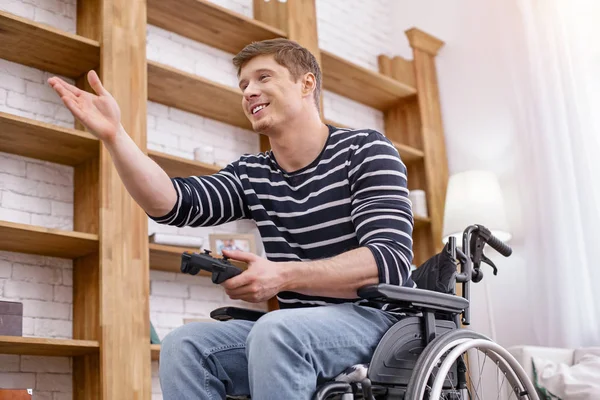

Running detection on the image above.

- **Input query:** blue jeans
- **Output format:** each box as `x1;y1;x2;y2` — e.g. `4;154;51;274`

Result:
158;303;400;399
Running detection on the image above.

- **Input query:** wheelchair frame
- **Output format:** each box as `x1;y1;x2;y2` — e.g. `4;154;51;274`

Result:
209;225;536;400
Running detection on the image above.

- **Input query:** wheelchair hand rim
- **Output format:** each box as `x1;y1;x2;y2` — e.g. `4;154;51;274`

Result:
429;338;539;400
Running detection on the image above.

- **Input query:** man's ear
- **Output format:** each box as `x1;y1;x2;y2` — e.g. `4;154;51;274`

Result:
301;73;317;97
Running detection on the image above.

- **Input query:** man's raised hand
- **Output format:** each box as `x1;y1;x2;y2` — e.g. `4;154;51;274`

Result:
47;70;122;143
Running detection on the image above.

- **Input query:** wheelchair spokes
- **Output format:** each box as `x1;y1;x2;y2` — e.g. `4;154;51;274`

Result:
415;337;538;400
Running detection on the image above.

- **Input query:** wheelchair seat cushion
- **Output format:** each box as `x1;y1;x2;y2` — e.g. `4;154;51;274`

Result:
334;363;369;383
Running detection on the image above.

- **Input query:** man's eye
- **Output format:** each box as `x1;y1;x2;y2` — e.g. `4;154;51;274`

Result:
259;74;269;81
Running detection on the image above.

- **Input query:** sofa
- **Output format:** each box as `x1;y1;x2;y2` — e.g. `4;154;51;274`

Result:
508;345;600;399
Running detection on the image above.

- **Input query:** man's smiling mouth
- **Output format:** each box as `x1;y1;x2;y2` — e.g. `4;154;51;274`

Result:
251;103;270;114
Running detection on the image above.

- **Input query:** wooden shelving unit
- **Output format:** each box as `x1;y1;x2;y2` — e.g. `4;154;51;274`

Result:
148;149;220;178
0;221;98;259
149;243;203;274
391;140;425;163
414;216;431;230
320;50;416;110
147;0;286;54
150;344;161;361
0;10;99;78
0;0;449;398
145;0;415;113
325;119;424;163
148;61;252;130
0;112;98;165
0;336;99;357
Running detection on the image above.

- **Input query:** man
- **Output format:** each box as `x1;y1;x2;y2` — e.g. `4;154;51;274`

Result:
48;38;414;399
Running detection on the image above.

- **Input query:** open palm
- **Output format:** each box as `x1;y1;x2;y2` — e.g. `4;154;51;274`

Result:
48;70;121;142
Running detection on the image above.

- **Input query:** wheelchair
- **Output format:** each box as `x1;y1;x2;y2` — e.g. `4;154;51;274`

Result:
207;224;539;400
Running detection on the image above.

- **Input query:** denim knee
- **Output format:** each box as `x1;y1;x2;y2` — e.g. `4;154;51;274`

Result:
246;309;304;357
160;323;205;366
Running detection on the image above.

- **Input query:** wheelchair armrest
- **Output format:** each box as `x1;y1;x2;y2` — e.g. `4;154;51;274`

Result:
210;306;266;322
357;284;468;314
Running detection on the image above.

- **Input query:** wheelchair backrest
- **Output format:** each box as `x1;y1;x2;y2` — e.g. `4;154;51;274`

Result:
410;243;457;295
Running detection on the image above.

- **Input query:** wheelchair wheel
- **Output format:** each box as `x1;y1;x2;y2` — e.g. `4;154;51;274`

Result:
405;329;539;400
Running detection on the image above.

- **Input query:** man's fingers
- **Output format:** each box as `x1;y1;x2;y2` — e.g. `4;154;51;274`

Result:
225;285;258;301
221;249;257;263
48;77;83;97
87;70;109;96
225;285;253;298
48;80;76;99
63;97;86;124
221;270;253;290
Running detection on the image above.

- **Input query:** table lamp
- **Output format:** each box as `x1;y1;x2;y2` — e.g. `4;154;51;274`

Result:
442;170;512;246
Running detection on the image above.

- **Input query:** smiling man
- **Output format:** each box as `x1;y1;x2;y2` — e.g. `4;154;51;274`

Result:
47;38;414;400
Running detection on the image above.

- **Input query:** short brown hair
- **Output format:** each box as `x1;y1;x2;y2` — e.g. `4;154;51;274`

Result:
233;38;322;108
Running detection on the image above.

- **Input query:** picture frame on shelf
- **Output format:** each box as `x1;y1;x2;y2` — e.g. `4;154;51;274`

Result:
209;233;256;256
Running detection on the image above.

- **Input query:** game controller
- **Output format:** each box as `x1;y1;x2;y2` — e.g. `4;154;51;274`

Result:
180;249;243;284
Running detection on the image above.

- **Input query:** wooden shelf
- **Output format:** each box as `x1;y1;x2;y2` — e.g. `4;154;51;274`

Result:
321;50;416;111
149;242;247;274
0;112;98;166
151;344;160;361
414;216;431;230
150;242;207;274
0;336;99;357
147;0;286;55
148;150;220;178
391;140;424;163
0;11;100;78
0;221;98;259
325;119;423;163
148;61;251;130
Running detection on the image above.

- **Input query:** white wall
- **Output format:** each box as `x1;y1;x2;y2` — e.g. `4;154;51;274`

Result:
391;0;537;349
0;0;398;398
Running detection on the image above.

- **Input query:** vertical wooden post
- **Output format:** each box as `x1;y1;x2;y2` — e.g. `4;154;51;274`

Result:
405;28;448;252
76;0;150;398
253;0;321;311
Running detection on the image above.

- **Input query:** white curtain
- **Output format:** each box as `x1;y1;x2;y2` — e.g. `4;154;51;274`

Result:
505;0;600;348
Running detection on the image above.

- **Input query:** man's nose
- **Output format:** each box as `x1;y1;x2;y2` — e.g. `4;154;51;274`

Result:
243;81;260;101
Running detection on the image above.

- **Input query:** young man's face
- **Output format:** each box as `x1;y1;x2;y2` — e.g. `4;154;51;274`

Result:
238;54;308;133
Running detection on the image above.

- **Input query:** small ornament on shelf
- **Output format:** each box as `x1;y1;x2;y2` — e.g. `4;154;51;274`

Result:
194;145;215;165
409;189;428;218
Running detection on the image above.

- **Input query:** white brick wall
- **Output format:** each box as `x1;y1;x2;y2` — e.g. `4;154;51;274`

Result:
316;0;396;72
0;59;76;129
0;251;73;398
1;0;400;397
0;354;72;399
0;0;77;33
0;2;76;397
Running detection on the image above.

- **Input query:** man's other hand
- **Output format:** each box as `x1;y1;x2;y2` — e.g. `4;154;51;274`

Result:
220;249;287;303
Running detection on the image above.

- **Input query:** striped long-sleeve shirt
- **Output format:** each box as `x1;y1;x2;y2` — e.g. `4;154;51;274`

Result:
150;124;415;309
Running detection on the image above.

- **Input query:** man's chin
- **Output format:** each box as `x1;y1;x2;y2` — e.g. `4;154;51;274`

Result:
252;117;273;134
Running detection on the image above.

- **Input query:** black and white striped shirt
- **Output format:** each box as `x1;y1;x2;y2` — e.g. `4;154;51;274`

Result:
150;125;415;309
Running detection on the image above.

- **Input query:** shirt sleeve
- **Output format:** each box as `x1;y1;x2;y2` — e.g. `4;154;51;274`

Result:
348;130;414;286
148;161;250;228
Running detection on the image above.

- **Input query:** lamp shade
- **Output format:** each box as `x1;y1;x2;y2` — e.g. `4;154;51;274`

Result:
442;170;511;245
